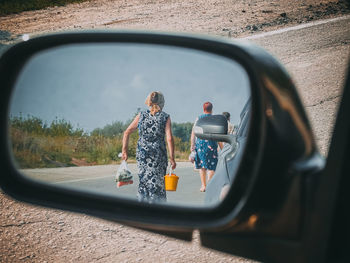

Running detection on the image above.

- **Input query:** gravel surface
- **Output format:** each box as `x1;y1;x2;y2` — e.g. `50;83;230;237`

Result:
247;15;350;155
0;0;349;42
1;1;350;262
1;192;253;263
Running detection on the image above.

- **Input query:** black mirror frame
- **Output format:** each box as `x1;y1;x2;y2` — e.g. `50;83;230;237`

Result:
0;31;322;244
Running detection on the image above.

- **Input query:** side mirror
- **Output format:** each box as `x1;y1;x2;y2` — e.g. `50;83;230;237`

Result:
194;114;229;141
0;31;330;263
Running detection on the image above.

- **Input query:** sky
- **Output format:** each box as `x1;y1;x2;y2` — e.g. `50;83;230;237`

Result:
9;43;250;132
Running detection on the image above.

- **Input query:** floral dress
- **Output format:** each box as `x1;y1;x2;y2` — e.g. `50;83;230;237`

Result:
136;110;169;203
194;114;218;171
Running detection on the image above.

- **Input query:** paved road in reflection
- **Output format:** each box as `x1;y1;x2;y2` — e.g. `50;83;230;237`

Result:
23;162;208;207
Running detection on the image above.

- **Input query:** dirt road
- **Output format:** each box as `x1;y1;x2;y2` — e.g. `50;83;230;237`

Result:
0;0;349;42
1;1;350;262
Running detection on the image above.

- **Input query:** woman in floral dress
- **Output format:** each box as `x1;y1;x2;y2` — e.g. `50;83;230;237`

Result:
122;91;176;203
190;102;218;192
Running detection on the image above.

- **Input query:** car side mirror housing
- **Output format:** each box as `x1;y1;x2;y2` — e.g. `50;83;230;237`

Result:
194;114;229;141
0;30;333;263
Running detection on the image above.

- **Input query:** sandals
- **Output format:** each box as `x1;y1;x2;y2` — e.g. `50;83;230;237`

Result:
200;186;206;192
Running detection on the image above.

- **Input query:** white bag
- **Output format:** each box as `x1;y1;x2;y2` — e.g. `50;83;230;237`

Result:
188;150;196;163
115;160;133;187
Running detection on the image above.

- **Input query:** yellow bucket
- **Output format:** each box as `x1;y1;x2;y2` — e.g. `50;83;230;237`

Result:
164;173;179;191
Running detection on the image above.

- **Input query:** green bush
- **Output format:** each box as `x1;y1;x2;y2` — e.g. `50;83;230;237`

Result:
172;122;193;142
9;115;191;168
10;115;47;135
91;121;126;138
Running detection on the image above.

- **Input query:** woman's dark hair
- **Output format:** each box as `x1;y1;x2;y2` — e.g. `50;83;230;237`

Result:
203;102;213;112
222;112;230;121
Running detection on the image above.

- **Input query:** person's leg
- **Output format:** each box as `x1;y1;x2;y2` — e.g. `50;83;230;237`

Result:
207;169;215;181
199;168;207;192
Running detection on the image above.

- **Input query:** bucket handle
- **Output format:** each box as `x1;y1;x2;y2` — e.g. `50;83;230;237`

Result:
168;163;174;176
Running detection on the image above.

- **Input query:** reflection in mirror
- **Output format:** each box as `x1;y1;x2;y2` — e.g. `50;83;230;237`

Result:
8;43;251;208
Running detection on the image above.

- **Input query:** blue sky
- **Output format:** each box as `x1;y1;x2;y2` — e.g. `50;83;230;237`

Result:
10;43;250;132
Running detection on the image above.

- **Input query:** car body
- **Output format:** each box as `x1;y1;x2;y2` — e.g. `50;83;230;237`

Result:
205;98;251;205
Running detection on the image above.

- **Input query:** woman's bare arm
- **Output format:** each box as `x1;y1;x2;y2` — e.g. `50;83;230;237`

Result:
165;117;176;170
122;114;140;161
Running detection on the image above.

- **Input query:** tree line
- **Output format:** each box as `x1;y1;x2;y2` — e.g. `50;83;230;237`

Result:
91;119;193;143
9;114;193;168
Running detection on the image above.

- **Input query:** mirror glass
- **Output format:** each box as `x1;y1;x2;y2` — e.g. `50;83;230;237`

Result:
8;42;251;208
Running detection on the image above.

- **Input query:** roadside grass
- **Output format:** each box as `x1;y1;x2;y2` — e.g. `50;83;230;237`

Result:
0;0;88;16
11;128;190;168
10;127;137;168
9;115;191;168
